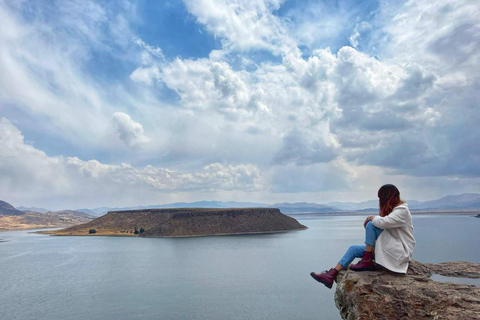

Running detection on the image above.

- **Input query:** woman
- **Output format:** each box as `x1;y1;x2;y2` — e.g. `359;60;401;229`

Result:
310;184;416;289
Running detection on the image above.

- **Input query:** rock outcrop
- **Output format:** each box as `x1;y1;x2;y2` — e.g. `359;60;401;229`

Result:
334;260;480;320
43;208;307;237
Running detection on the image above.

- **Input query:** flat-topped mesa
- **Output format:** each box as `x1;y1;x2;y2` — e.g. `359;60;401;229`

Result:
44;208;307;237
334;260;480;320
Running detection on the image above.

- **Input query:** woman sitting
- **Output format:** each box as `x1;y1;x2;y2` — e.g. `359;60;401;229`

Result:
310;184;416;289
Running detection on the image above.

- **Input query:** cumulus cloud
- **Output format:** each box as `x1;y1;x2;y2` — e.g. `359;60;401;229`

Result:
159;58;269;119
112;112;150;147
155;43;442;171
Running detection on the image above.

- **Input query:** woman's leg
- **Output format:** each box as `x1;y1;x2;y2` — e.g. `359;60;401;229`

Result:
337;244;367;270
365;221;383;251
311;244;365;288
311;222;385;285
350;221;384;271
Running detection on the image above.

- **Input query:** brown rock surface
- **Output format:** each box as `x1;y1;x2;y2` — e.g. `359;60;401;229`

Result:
335;260;480;320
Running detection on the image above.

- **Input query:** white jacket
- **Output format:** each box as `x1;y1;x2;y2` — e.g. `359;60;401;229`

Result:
372;204;416;274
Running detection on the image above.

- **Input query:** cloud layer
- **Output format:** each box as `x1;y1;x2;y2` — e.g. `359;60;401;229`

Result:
0;118;263;207
0;0;479;208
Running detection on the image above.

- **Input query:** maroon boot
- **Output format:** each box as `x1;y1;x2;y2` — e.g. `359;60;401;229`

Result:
349;251;376;271
310;268;339;289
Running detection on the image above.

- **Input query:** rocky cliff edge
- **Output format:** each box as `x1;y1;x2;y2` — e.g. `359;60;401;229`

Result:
335;260;480;320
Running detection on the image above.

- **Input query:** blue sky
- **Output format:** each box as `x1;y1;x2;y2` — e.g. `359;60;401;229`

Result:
0;0;479;209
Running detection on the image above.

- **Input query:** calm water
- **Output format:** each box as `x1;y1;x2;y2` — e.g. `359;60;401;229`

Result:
1;215;479;320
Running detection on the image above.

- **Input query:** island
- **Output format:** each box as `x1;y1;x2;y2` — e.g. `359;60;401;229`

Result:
41;208;307;237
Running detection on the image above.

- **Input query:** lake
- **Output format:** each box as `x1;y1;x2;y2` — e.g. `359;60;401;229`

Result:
1;214;479;320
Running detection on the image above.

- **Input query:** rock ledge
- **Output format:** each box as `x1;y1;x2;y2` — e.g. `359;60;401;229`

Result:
335;260;480;320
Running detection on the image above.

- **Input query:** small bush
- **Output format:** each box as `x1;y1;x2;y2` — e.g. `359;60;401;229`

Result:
89;229;96;234
140;227;145;234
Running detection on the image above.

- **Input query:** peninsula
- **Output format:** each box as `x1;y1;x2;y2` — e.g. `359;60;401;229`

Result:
42;208;307;237
0;200;95;231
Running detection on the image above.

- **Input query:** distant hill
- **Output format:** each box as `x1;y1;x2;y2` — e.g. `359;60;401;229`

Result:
327;193;480;211
75;207;115;216
408;193;480;210
0;205;96;231
76;201;341;216
327;200;379;211
17;206;50;213
270;202;339;214
75;201;270;216
42;210;96;221
20;192;480;220
43;208;307;237
0;200;24;216
155;201;269;209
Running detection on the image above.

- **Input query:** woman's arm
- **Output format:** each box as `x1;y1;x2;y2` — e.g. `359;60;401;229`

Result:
371;208;408;229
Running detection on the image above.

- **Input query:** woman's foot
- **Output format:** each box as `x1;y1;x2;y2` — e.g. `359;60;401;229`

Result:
350;251;377;271
310;268;339;289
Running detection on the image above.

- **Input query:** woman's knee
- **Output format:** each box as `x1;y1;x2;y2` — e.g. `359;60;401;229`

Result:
348;244;365;255
365;220;373;229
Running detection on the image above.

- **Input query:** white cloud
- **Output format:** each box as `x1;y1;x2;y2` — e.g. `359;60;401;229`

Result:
155;44;439;169
112;112;150;147
130;66;161;86
183;0;296;54
160;58;267;118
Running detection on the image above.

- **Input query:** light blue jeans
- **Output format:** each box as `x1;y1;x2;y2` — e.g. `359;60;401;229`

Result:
338;221;383;269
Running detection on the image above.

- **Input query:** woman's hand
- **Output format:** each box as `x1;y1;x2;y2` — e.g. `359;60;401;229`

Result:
363;215;374;228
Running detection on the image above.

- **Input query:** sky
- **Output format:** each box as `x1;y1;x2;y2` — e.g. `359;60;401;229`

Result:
1;0;479;210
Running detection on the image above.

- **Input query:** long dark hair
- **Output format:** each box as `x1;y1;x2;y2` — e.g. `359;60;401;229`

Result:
378;184;404;217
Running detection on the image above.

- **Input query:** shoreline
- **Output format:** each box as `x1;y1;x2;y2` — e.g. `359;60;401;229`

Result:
37;226;309;238
0;225;76;233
